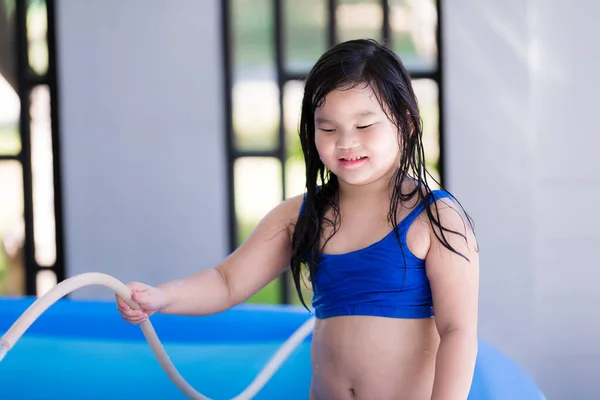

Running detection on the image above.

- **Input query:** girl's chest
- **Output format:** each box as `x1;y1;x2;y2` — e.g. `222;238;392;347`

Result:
319;214;430;259
319;215;392;255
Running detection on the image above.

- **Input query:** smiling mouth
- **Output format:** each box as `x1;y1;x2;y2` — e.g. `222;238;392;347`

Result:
339;155;367;161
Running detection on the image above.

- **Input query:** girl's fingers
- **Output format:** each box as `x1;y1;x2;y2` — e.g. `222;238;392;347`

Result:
118;306;147;319
115;295;133;311
128;315;148;325
115;283;154;326
121;314;147;325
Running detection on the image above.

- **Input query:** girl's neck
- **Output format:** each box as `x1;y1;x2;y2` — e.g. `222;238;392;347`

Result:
336;171;418;205
337;175;394;203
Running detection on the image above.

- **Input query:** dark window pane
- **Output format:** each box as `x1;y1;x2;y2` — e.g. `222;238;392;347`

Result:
413;78;440;184
232;0;279;151
0;0;17;90
232;0;275;71
283;80;305;198
0;76;21;154
27;0;48;76
0;160;25;296
234;157;283;304
30;85;56;267
285;0;327;74
234;157;283;244
0;0;21;155
389;0;438;72
337;0;382;43
233;80;280;151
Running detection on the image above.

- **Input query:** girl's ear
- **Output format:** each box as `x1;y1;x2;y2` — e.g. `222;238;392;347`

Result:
406;110;415;135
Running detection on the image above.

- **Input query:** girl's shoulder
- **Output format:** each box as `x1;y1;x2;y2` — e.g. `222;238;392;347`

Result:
402;185;471;232
283;193;305;217
269;193;305;230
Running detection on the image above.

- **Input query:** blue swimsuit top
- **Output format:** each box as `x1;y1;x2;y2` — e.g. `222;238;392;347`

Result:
300;189;452;320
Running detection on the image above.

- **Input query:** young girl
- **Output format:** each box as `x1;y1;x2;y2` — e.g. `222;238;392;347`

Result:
116;39;479;400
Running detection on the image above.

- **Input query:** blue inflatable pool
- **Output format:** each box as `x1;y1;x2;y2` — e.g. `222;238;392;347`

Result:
0;297;544;399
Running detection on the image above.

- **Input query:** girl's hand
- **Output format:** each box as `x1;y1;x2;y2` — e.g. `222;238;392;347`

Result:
115;282;166;325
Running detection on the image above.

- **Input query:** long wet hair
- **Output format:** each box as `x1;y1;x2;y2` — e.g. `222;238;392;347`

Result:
290;39;475;309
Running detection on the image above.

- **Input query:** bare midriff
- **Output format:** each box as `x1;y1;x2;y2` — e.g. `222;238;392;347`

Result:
309;315;440;400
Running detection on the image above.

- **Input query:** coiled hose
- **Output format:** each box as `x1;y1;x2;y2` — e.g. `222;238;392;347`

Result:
0;272;315;400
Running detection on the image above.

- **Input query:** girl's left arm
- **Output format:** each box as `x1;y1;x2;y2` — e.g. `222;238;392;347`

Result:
425;199;480;400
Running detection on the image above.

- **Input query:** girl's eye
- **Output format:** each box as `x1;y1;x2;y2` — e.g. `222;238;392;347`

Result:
357;124;374;130
319;128;335;132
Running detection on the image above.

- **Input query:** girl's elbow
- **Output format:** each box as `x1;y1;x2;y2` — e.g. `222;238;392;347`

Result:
439;323;478;342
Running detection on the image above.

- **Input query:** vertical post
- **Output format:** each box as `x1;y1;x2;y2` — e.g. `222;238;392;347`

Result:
274;0;290;304
45;0;66;284
14;0;36;296
381;0;390;45
436;0;446;185
327;0;337;46
221;0;237;254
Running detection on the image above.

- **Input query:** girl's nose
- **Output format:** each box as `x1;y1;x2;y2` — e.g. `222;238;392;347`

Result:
336;131;359;150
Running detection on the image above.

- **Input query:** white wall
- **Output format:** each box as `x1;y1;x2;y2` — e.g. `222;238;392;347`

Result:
55;0;227;298
443;1;600;398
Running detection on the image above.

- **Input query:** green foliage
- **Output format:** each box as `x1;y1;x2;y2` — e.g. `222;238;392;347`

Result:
3;0;15;16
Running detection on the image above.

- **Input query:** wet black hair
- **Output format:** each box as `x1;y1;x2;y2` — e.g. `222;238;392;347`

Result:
290;39;475;310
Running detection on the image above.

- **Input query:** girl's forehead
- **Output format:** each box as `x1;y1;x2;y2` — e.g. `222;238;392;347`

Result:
315;87;383;117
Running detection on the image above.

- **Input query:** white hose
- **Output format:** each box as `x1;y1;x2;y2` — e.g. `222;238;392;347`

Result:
0;272;315;400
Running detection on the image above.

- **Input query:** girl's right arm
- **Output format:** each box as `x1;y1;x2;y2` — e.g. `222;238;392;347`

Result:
116;194;304;322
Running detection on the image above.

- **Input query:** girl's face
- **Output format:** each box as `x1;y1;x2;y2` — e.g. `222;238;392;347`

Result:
314;85;401;187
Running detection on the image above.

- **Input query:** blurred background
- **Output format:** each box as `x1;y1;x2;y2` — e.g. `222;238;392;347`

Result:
0;0;598;398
